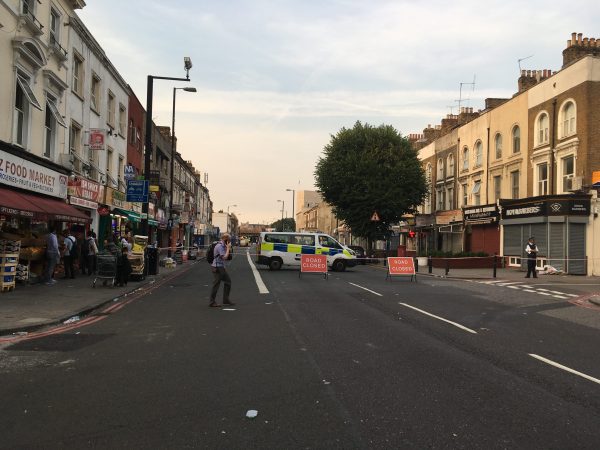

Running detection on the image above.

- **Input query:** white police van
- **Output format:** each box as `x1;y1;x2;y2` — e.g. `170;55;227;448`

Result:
257;231;356;271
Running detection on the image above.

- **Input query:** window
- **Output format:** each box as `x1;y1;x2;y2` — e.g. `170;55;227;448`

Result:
536;112;549;146
493;175;501;201
69;121;82;172
436;188;444;211
510;171;520;199
461;183;468;207
107;91;115;127
474;141;483;167
129;119;136;144
472;181;481;206
561;101;576;137
44;95;66;159
495;133;502;159
437;158;444;179
537;163;548;195
118;156;124;188
50;8;60;47
447;154;454;177
72;53;84;96
90;74;100;111
22;0;34;14
446;187;454;210
106;148;113;173
512;126;520;154
562;155;574;192
14;72;42;147
119;104;126;136
462;147;469;171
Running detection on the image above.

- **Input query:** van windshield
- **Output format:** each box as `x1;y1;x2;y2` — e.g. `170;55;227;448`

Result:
318;235;342;249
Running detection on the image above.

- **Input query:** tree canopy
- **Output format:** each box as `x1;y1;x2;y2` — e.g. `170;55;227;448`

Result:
314;121;427;243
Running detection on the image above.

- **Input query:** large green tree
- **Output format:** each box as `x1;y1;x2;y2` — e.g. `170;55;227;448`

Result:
315;121;427;246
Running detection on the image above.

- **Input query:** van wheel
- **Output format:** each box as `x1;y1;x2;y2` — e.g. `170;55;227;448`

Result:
269;258;283;271
332;259;345;272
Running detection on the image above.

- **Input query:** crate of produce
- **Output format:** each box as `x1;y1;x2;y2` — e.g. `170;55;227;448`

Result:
1;265;17;274
0;255;19;264
3;274;16;283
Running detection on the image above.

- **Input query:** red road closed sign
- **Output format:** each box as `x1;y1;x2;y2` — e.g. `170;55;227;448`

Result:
387;257;415;276
301;254;328;273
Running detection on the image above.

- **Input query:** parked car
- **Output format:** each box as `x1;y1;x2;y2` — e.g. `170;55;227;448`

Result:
348;245;367;265
188;245;199;260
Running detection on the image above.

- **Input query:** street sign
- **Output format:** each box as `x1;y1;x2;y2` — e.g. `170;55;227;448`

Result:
126;180;149;203
387;257;416;282
371;211;380;221
300;254;328;279
124;164;135;180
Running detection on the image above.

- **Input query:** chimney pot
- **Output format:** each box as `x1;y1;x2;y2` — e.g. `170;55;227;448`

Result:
571;32;577;45
567;40;572;48
583;37;589;46
577;33;583;45
521;69;526;76
590;38;596;46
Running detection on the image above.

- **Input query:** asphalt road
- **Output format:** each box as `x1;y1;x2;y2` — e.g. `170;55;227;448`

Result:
1;249;600;449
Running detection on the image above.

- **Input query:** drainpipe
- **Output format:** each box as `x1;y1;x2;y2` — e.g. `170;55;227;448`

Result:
550;98;557;195
485;127;490;204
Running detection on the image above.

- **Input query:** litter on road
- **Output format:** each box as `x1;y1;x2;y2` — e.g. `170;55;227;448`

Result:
246;410;258;419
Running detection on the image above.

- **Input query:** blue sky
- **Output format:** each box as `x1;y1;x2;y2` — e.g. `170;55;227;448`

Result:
79;1;599;223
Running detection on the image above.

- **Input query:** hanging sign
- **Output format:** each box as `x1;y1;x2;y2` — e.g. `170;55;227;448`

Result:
89;129;105;151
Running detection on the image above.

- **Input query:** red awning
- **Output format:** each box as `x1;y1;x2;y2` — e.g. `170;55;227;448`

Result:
0;187;91;223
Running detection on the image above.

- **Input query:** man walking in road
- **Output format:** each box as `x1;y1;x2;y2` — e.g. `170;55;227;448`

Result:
525;236;538;278
209;233;235;307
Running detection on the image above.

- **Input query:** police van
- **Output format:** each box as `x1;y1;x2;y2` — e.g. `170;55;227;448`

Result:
257;231;357;271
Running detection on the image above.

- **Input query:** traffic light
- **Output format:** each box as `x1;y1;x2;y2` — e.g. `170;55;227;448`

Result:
408;230;416;238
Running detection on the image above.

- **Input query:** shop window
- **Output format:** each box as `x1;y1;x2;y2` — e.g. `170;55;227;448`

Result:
512;126;520;154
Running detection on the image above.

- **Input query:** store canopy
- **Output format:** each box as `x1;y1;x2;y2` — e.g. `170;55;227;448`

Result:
114;208;141;223
0;186;91;223
148;218;158;226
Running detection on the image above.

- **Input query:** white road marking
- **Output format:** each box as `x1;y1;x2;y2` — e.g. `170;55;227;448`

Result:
549;290;567;295
529;354;600;385
349;282;383;297
398;303;478;334
497;282;522;286
537;292;552;296
565;293;579;298
508;286;521;289
246;253;269;294
552;295;569;299
523;289;537;293
537;288;550;291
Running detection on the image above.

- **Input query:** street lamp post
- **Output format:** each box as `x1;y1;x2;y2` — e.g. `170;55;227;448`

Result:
286;188;295;231
277;199;285;231
142;57;193;238
168;86;197;257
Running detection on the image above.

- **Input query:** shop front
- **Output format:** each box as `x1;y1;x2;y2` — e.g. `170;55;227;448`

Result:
434;210;463;253
67;177;104;238
0;147;91;286
415;214;434;255
463;204;501;255
501;195;591;274
103;187;141;246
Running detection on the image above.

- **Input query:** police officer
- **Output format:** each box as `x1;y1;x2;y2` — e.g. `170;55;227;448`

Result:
525;237;538;278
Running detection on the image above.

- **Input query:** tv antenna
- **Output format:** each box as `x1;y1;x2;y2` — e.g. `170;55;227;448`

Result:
456;75;476;111
518;55;534;73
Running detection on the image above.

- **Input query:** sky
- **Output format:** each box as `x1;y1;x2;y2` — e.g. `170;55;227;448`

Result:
78;1;599;224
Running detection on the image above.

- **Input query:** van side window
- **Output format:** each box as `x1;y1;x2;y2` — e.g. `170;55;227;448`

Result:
293;235;314;246
318;235;342;249
265;234;289;244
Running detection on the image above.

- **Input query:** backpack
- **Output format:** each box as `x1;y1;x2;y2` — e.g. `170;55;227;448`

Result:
206;242;218;264
68;236;79;258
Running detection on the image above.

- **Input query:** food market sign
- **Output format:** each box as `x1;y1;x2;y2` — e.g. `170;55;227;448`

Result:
0;149;67;198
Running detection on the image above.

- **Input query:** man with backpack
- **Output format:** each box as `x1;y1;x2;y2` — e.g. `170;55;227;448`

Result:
208;233;234;308
62;229;78;279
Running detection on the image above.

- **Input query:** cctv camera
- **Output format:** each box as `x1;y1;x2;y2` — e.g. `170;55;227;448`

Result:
184;57;192;70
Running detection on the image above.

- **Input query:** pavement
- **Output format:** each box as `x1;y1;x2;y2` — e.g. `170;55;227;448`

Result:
0;259;197;336
1;258;599;337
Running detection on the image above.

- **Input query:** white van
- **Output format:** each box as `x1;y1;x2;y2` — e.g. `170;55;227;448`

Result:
257;231;357;271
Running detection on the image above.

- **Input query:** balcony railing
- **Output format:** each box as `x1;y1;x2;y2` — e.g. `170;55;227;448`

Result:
49;35;68;61
19;5;44;35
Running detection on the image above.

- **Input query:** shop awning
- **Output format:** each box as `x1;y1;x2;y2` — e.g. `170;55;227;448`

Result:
148;218;158;226
0;187;91;223
114;208;141;223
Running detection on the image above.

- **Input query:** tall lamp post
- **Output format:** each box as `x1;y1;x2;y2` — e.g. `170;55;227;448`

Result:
286;188;295;231
168;86;197;257
142;57;192;237
277;199;285;231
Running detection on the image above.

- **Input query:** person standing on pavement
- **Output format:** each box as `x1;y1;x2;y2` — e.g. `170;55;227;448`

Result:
525;236;538;278
86;231;99;275
44;226;60;285
209;233;235;308
62;229;77;279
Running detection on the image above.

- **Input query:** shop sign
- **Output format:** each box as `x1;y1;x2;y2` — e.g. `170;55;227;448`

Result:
124;164;135;180
156;208;167;229
501;197;590;219
0;149;67;198
106;187;127;208
67;178;104;202
547;199;590;216
130;202;143;214
97;206;110;216
148;202;156;219
69;196;98;210
89;129;105;151
435;210;462;225
416;214;434;227
463;204;500;224
593;171;600;186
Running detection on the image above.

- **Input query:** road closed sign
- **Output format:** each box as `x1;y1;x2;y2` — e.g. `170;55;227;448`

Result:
301;254;328;273
387;257;416;276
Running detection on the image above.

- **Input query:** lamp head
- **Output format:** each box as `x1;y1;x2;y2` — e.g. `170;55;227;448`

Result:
183;87;197;92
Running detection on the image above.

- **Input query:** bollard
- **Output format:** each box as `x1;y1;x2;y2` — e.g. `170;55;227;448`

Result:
414;257;418;273
428;255;433;274
493;254;497;278
445;259;450;277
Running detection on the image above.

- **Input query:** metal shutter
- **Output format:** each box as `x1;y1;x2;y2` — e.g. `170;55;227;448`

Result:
530;224;547;256
548;223;565;271
503;225;523;256
567;223;586;275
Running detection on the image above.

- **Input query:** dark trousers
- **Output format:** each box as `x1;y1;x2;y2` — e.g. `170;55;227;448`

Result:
64;255;75;278
210;267;231;303
526;258;537;278
86;255;97;275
